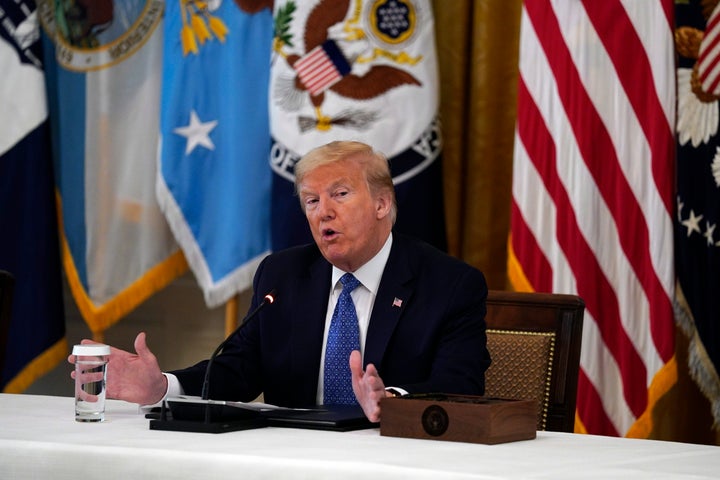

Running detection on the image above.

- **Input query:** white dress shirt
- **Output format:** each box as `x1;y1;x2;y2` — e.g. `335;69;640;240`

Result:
315;233;393;404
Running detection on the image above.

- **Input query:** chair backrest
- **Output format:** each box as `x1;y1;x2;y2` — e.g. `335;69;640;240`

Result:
484;290;584;433
0;270;15;375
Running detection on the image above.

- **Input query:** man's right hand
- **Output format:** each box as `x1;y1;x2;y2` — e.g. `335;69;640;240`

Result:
68;332;167;406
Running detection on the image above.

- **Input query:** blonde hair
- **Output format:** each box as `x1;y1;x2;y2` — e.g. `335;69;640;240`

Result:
295;141;397;223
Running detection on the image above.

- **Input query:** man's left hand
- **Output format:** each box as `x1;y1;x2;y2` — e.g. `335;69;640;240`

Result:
349;350;389;422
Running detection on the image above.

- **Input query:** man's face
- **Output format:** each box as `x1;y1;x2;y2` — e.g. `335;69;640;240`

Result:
299;158;392;272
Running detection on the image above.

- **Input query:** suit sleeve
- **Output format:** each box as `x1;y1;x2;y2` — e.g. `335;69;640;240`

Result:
425;266;490;395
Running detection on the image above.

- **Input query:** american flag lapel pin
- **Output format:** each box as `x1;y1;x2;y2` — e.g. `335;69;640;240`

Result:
392;297;403;308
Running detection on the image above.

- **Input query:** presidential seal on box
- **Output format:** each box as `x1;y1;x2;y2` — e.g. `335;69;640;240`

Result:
380;394;537;445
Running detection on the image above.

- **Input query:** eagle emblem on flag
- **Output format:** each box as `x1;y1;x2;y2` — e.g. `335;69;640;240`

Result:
272;0;425;133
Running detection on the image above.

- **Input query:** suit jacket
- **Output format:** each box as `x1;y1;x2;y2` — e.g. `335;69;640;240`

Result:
172;232;491;407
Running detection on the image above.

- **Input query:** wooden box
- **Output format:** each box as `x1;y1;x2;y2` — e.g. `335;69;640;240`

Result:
380;394;537;445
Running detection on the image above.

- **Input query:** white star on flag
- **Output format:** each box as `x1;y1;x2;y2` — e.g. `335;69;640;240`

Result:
705;222;716;246
682;209;703;237
173;109;218;155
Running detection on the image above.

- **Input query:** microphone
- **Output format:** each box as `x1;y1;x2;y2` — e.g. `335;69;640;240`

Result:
201;289;276;403
149;289;277;432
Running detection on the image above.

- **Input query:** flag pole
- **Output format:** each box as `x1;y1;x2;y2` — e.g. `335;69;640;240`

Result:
224;295;239;337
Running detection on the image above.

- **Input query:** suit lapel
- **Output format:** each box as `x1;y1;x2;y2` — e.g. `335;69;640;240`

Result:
364;235;415;368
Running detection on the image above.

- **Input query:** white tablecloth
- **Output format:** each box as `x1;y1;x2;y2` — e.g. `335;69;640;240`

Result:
0;394;718;479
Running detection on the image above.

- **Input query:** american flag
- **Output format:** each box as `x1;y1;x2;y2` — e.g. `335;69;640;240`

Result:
294;40;351;96
697;5;720;96
509;0;676;436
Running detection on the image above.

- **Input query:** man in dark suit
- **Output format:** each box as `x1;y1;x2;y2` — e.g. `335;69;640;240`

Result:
71;141;490;422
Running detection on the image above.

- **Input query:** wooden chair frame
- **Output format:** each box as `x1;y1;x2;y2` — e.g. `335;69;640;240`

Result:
484;290;584;432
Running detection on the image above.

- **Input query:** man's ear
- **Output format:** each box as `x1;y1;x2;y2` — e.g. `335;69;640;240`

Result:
375;191;392;219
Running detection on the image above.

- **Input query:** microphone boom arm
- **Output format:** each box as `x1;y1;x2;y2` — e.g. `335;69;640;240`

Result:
200;289;276;403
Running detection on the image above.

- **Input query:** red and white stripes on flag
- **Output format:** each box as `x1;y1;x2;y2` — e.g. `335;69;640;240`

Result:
509;0;676;437
294;40;350;96
697;3;720;95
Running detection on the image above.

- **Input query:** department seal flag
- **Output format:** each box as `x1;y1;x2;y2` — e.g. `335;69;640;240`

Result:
156;0;274;308
269;0;446;251
41;0;186;335
0;0;66;392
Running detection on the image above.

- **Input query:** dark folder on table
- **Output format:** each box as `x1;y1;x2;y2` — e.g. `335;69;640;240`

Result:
157;397;377;433
263;405;378;432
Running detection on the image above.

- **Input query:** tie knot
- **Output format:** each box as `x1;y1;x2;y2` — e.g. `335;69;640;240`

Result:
340;273;360;292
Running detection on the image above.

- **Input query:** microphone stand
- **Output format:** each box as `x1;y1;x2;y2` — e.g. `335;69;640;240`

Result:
149;290;276;433
201;290;276;423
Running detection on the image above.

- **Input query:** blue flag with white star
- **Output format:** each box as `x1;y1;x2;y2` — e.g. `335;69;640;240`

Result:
157;1;274;307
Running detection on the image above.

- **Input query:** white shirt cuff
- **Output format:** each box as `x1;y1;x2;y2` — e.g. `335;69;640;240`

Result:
385;386;409;396
140;373;185;411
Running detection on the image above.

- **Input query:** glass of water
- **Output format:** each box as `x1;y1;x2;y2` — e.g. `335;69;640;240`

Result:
73;344;110;422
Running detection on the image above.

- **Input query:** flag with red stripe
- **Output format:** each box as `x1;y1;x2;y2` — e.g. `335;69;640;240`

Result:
697;5;720;96
294;40;351;96
509;0;676;436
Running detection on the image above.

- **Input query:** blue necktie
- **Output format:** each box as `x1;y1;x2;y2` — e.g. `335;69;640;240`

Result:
323;273;361;405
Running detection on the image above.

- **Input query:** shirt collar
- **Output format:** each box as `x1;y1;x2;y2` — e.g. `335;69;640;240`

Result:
331;233;393;295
